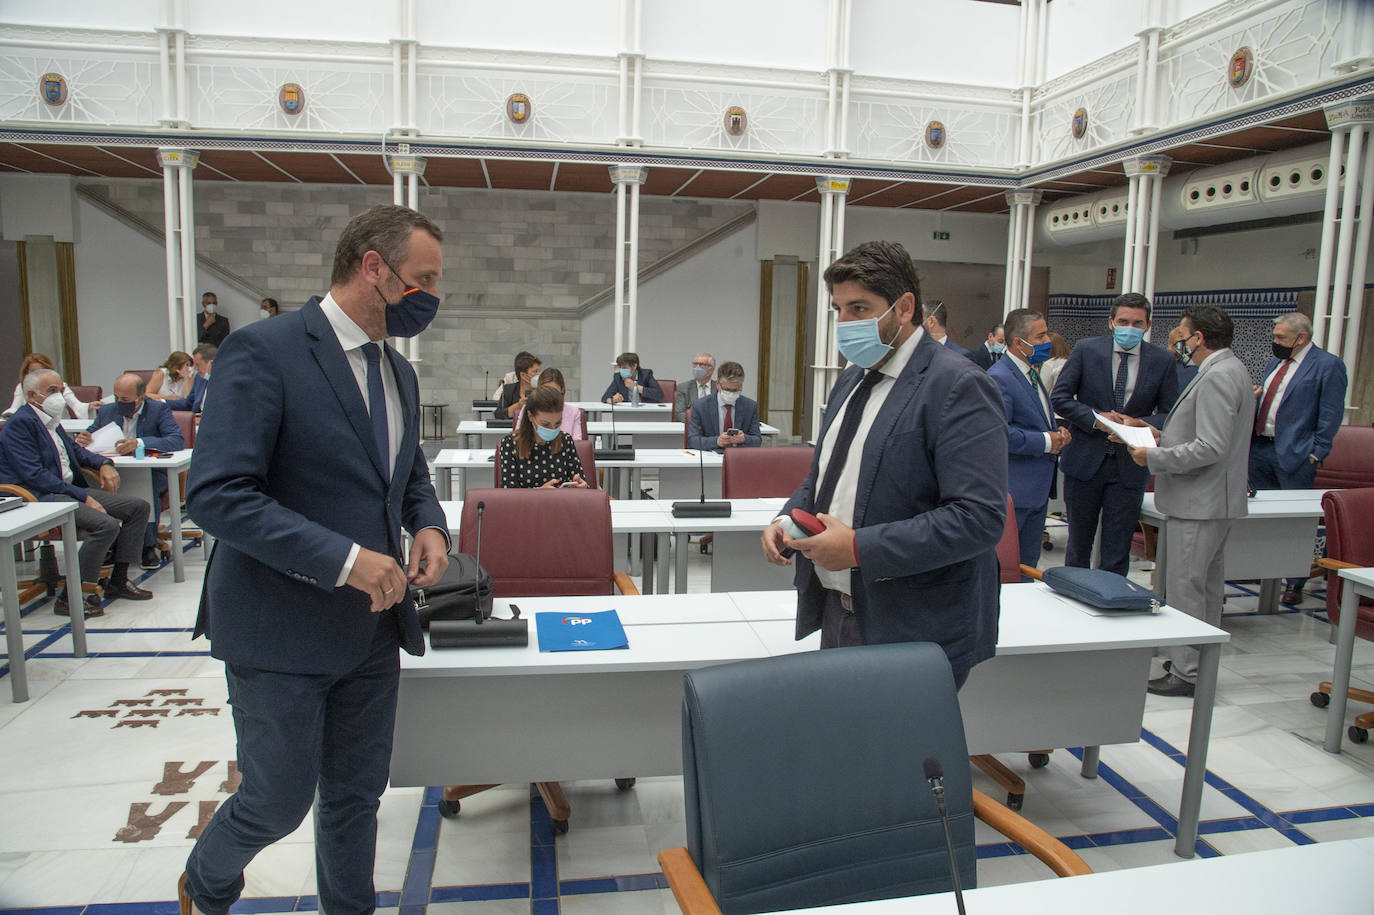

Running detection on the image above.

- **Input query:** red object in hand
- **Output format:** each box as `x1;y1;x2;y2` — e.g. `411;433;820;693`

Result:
790;509;825;536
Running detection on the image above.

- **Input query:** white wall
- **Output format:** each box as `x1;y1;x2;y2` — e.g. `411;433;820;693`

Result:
580;221;760;401
0;0;159;30
0;175;79;243
756;199;1012;265
850;0;1019;86
642;0;828;70
74;197;263;389
1044;0;1145;81
417;0;621;55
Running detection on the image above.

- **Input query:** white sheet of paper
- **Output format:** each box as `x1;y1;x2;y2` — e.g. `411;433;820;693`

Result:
86;422;123;455
1093;412;1158;449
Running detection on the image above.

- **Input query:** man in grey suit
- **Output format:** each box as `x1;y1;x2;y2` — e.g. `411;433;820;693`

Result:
675;352;718;418
1119;306;1252;697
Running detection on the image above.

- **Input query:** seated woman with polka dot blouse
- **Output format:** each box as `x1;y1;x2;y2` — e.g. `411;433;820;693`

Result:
498;385;589;489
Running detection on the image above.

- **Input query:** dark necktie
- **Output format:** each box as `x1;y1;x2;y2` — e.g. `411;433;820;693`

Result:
814;370;884;514
1113;351;1131;411
1254;359;1292;438
362;342;389;474
1028;366;1053;427
724;403;733;436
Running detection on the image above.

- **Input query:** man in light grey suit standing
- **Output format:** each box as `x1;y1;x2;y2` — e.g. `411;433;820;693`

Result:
1118;305;1252;697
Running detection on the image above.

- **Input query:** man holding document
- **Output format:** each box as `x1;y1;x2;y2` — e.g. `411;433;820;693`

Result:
1111;305;1251;697
1050;293;1178;577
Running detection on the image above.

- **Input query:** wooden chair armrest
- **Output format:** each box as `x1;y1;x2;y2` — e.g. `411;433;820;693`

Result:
973;788;1092;877
1318;557;1363;572
1019;564;1044;581
658;847;721;915
613;571;640;595
81;467;102;486
0;483;36;501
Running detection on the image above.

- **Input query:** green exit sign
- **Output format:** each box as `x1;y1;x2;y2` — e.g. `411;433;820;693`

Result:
932;231;951;240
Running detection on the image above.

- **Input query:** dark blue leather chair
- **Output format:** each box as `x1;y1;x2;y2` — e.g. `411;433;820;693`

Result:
659;642;1088;913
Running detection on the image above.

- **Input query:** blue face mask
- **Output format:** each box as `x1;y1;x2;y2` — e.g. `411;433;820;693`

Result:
1019;339;1053;365
990;341;1007;354
116;399;140;418
618;367;633;379
535;423;560;442
380;263;440;338
836;304;898;368
1113;325;1145;350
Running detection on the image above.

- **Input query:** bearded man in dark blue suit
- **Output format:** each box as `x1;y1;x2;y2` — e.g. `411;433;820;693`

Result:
179;205;450;915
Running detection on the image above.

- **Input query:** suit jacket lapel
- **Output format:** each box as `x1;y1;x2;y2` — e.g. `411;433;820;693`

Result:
853;336;935;525
384;342;417;493
303;301;389;482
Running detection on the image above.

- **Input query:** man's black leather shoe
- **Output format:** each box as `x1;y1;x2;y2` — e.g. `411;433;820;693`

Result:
55;593;104;618
1147;672;1195;697
104;582;154;601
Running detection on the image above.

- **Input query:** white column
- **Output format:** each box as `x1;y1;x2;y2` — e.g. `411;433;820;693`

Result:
1003;203;1018;313
1143;170;1165;310
1313;128;1348;347
177;161;198;352
1328;125;1367;360
608;166;648;355
160;163;182;353
811;177;850;439
1341;135;1374;397
1121;156;1170;296
1004;190;1042;311
158;148;199;353
1121;175;1140;289
1020;195;1039;307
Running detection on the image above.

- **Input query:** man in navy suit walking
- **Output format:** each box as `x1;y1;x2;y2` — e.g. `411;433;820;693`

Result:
1250;311;1347;604
1050;293;1178;577
989;308;1070;570
760;241;1007;686
179;205;450;915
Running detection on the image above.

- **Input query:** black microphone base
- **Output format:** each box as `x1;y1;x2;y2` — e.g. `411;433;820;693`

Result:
594;449;637;461
671;500;732;518
486;419;514;429
429;618;529;648
472;399;499;409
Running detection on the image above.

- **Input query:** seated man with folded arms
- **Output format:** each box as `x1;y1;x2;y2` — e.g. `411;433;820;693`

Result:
687;360;762;451
0;369;154;617
78;373;185;569
497;386;589;489
515;368;585;440
496;352;542;420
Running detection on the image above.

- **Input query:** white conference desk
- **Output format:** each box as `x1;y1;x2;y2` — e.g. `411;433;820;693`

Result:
108;449;195;583
1140;489;1325;614
776;836;1374;913
456;420;781;451
392;584;1227;858
430;448;729;502
568;401;673;421
1326;565;1374;754
0;501;85;702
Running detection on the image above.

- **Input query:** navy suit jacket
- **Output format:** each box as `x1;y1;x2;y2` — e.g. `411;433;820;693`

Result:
1050;335;1178;488
970;344;1000;370
782;334;1006;674
988;356;1058;514
1257;344;1348;474
600;368;664;403
87;399;185;453
686;393;762;451
942;339;973;359
164;372;208;414
186;300;447;676
0;404;111;502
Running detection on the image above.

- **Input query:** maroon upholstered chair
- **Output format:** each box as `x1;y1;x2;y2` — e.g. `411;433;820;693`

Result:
172;410;196;448
1312;488;1374;742
123;369;156;385
721;446;814;499
1313;426;1374;489
683;407;692;447
576;407;588;441
444;487;637;828
995;492;1022;585
492;439;597;489
66;385;101;418
658;378;677;416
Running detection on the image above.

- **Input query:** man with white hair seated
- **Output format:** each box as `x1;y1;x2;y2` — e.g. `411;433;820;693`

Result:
0;369;154;617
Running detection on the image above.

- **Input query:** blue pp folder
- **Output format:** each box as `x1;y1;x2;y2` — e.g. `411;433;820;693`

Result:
535;610;630;652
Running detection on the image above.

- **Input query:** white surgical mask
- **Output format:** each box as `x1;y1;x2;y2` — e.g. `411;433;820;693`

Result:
259;308;270;319
38;392;66;421
204;303;216;315
718;390;740;406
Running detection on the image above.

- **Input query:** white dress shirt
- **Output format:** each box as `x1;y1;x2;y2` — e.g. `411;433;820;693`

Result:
39;408;75;484
1257;340;1312;437
319;293;407;587
1006;351;1055;453
1111;341;1141;406
809;327;925;594
693;380;712;402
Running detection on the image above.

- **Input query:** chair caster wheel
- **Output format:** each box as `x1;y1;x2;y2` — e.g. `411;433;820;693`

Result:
1006;793;1024;811
1350;726;1369;744
1028;753;1050;768
438;799;460;818
1311;691;1330;708
615;778;636;790
551;818;569;835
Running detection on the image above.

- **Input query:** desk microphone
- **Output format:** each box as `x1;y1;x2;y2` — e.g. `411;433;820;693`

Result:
430;498;528;648
923;756;967;915
472;371;500;411
595;397;635;461
672;445;731;518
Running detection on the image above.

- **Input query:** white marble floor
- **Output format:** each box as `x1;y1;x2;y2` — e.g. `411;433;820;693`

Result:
2;512;1372;913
